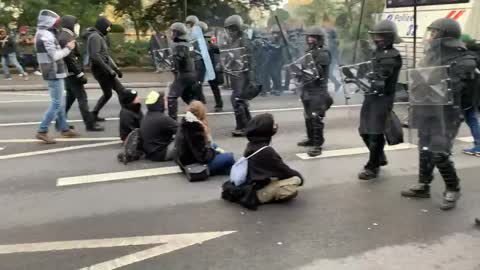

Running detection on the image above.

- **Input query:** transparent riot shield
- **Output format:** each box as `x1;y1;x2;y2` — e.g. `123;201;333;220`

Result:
408;65;455;152
339;61;373;104
220;47;248;74
191;25;216;81
153;48;173;71
285;53;319;88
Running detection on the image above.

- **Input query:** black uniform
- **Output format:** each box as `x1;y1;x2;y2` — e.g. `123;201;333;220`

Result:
413;45;477;190
58;16;97;130
207;40;224;110
300;45;333;153
267;37;284;94
191;40;206;104
228;33;255;132
84;17;126;120
360;47;402;171
167;38;197;120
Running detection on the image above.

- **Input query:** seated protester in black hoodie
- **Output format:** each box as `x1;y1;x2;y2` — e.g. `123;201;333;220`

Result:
119;89;143;142
222;113;304;209
141;91;178;161
175;101;235;176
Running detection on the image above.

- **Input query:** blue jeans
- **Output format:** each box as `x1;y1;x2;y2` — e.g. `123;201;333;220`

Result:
1;53;26;78
208;152;235;176
38;79;69;133
464;107;480;147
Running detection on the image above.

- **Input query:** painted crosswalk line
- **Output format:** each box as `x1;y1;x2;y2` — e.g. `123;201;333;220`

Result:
0;141;120;160
0;231;236;270
57;166;183;187
457;136;474;143
0;137;119;143
297;143;417;160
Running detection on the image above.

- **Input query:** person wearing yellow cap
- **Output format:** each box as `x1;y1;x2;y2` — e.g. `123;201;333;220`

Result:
140;91;178;161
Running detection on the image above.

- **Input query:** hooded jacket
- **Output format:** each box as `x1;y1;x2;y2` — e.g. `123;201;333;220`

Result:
58;15;84;78
140;96;178;159
244;113;304;185
175;111;216;166
82;17;117;75
119;103;143;141
34;10;72;80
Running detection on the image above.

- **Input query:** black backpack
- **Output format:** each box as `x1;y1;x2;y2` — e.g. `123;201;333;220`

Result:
117;128;144;165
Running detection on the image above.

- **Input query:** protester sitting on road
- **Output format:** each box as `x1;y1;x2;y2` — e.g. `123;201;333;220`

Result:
0;26;29;80
34;10;79;144
222;113;304;210
140;91;178;161
175;101;235;176
119;89;143;142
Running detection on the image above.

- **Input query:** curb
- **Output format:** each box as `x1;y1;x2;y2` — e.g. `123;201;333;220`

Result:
0;82;170;92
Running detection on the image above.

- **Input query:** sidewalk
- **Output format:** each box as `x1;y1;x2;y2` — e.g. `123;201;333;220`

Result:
0;71;173;91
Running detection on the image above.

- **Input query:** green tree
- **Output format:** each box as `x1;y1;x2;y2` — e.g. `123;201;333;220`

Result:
114;0;145;40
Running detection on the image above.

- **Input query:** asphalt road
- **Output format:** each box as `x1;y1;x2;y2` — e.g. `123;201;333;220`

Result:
0;85;479;270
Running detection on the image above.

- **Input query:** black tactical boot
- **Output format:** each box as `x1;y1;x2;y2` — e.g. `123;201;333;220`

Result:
475;218;480;226
307;146;322;157
298;139;314;147
167;97;178;121
86;123;105;132
401;183;431;198
92;112;106;122
358;168;378;180
439;189;461;211
298;119;314;146
232;129;246;137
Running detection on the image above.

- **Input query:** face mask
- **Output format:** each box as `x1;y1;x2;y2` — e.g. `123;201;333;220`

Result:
272;123;278;135
106;26;111;33
74;23;80;36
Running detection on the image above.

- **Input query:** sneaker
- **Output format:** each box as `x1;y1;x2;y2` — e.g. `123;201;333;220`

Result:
358;168;378;180
61;129;80;138
34;71;42;76
463;146;480;156
297;139;314;147
4;77;12;81
307;146;322;157
401;183;431;198
35;132;56;144
440;190;461;211
232;129;246;137
23;73;29;81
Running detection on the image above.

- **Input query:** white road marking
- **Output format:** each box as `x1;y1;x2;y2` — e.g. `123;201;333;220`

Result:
457;136;474;143
0;92;48;96
0;137;119;143
296;143;417;160
0;98;98;104
0;147;4;151
0;231;235;270
296;232;480;270
0;102;409;128
0;141;120;160
57;166;183;187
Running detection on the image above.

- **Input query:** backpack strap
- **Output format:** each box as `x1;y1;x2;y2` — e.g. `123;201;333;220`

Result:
246;146;270;160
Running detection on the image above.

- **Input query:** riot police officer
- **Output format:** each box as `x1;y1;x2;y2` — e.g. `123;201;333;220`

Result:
224;15;255;137
297;26;333;157
185;15;206;104
199;21;224;112
268;25;285;95
357;20;402;180
401;18;478;210
167;22;197;120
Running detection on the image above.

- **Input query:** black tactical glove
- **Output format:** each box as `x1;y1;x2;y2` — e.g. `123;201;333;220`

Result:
109;70;117;78
116;69;123;79
78;76;88;85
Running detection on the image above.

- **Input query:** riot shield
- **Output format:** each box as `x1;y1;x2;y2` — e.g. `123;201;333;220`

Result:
190;25;216;81
285;53;319;88
220;47;248;74
408;65;455;152
339;61;373;104
153;48;173;71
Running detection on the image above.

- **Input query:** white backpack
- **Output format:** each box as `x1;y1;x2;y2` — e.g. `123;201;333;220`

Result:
230;146;269;187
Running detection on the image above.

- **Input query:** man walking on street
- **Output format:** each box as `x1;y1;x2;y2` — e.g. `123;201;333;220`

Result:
1;26;29;80
58;15;103;132
84;17;126;122
35;9;79;143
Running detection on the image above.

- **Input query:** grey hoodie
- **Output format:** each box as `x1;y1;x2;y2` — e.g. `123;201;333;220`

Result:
35;9;72;80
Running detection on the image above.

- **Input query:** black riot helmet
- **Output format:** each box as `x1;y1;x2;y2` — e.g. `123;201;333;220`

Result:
224;15;243;40
303;26;326;47
425;18;463;48
368;20;401;49
170;22;188;41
